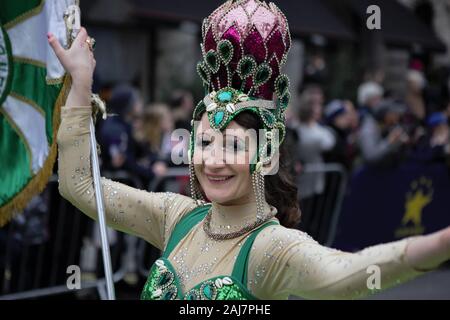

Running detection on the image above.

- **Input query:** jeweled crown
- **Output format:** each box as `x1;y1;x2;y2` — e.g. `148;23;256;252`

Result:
190;0;291;176
197;0;291;101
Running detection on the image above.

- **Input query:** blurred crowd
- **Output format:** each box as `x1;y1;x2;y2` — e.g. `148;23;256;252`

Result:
287;69;450;199
95;85;195;188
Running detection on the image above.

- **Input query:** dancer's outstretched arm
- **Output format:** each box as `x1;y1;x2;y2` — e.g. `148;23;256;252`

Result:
249;225;450;299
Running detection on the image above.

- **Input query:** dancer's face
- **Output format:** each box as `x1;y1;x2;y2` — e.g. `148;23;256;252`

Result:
193;113;258;206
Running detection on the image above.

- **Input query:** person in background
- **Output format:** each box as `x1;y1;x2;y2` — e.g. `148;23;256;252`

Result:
300;84;325;123
428;112;450;159
285;98;303;176
323;100;358;170
412;112;450;165
304;51;327;85
285;100;301;129
402;70;429;145
295;94;335;199
98;82;114;105
405;70;427;122
346;99;360;129
169;89;195;131
345;99;360;151
133;104;174;180
98;84;151;180
357;81;384;120
358;99;409;168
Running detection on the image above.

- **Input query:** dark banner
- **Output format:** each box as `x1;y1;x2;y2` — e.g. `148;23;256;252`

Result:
333;162;450;251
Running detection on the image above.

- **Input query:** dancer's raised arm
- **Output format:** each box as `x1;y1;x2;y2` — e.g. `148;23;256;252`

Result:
50;28;200;250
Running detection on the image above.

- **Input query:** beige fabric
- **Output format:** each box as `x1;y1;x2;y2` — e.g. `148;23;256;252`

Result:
57;106;425;299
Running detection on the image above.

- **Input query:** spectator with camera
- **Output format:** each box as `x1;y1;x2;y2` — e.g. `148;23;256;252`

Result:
358;99;410;168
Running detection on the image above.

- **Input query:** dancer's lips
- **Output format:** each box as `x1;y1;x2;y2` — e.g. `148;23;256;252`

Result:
206;174;234;184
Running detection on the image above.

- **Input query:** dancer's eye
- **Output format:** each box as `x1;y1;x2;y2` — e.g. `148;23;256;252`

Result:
202;139;211;147
196;135;213;148
196;139;210;148
225;137;245;152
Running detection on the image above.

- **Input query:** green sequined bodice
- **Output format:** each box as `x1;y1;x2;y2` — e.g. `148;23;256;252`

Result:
140;257;256;300
140;204;278;300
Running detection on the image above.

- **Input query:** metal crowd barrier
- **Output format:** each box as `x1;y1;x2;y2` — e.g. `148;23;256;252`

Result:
296;163;348;247
0;171;142;300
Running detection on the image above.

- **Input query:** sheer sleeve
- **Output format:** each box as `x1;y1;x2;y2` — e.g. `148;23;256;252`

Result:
249;226;426;300
57;106;200;250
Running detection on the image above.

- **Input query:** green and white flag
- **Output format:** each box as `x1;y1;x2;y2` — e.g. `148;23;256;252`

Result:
0;0;73;226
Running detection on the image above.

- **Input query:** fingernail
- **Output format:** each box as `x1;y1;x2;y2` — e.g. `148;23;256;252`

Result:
47;32;52;39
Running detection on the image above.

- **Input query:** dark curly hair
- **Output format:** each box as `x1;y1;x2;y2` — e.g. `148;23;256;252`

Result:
194;110;301;228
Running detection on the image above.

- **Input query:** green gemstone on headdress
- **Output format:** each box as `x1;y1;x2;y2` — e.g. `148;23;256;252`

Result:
237;56;256;80
280;91;290;110
218;91;233;102
254;63;272;87
265;114;275;125
275;74;290;98
214;111;225;125
205;50;220;73
259;109;275;128
218;40;234;65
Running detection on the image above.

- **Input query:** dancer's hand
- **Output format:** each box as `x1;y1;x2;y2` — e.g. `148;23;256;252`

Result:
405;226;450;271
48;27;95;106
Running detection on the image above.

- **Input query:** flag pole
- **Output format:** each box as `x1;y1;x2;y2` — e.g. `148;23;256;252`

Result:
89;118;116;300
64;2;116;300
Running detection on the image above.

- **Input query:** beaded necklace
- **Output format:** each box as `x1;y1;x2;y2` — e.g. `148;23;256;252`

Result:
203;206;277;241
